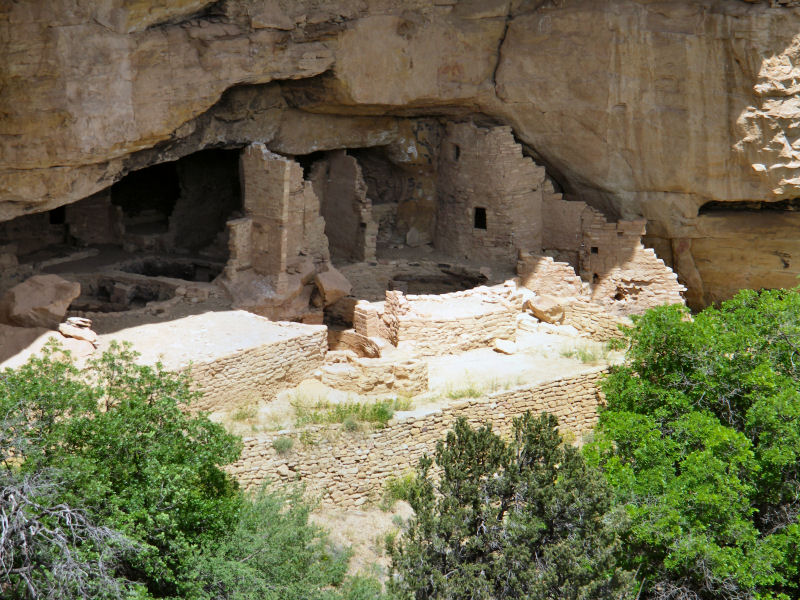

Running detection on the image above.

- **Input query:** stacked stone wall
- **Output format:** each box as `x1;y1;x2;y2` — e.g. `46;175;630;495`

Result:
189;327;327;412
563;301;631;341
229;367;608;507
435;123;544;266
354;285;520;356
64;190;123;246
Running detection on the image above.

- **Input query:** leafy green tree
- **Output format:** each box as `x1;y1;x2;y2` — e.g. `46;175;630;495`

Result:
390;413;634;600
587;289;800;599
0;341;243;597
2;341;382;600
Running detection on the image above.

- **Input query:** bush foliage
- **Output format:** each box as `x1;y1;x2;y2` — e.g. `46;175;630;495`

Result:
0;341;378;600
587;289;800;599
389;413;635;600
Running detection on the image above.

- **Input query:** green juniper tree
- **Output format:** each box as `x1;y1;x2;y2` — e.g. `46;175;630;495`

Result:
389;413;634;600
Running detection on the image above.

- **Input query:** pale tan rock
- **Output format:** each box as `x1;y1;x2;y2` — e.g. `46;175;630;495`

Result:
66;316;92;328
58;323;98;345
314;268;352;307
58;336;96;360
526;295;566;325
492;338;517;355
0;275;80;329
2;0;800;306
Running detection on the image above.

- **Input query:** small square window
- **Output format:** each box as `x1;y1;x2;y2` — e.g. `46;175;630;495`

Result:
474;207;487;230
590;246;599;254
453;143;461;161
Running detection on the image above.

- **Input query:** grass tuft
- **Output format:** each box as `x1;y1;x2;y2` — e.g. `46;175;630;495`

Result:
272;436;294;455
293;397;413;429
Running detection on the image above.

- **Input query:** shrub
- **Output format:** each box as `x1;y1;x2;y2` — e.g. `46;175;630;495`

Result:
185;485;368;600
379;472;416;511
294;397;412;428
389;413;634;600
272;436;294;455
0;341;242;598
1;341;382;599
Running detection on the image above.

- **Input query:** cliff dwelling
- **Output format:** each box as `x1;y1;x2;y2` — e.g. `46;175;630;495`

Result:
0;116;685;336
6;3;800;594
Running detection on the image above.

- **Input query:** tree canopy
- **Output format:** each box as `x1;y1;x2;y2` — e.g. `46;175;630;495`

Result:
587;289;800;600
0;342;379;600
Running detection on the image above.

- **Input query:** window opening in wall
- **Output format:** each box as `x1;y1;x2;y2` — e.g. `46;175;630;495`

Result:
453;144;461;161
592;273;599;283
591;246;599;254
49;206;66;225
474;207;487;230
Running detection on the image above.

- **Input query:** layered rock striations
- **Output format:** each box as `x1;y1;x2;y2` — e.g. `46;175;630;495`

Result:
2;0;800;305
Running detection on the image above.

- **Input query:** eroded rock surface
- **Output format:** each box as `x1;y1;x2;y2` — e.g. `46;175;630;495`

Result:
2;0;800;303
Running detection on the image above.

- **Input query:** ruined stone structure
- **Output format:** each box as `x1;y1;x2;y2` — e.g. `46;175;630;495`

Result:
4;0;800;306
0;119;684;359
105;311;328;413
436;123;543;265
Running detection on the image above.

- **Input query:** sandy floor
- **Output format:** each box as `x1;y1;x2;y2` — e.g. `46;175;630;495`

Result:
311;501;415;581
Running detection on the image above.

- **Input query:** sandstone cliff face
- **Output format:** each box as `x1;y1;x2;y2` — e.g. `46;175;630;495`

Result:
2;0;800;305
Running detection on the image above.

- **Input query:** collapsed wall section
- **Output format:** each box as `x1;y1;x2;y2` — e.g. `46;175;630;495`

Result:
538;190;685;316
310;150;377;262
223;143;332;321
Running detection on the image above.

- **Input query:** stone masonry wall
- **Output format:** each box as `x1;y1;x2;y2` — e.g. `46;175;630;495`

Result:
189;326;327;413
229;367;608;508
64;190;124;246
579;210;685;315
312;151;377;262
435;123;544;266
354;284;520;356
564;301;631;341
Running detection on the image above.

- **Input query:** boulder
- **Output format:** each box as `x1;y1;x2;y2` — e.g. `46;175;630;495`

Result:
314;267;352;307
525;295;566;325
0;275;80;329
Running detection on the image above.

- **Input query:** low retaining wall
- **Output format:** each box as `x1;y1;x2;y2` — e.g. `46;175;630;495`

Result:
105;311;328;413
190;325;327;412
229;366;608;507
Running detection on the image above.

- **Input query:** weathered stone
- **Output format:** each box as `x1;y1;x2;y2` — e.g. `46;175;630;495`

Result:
492;338;517;355
58;323;98;345
526;295;566;325
314;268;352;307
0;275;80;329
